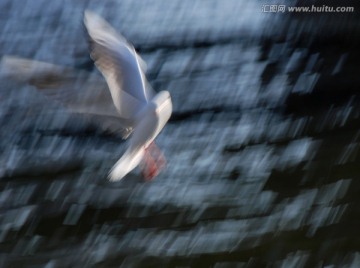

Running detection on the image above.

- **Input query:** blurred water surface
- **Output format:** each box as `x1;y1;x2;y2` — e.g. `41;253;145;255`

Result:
1;0;360;267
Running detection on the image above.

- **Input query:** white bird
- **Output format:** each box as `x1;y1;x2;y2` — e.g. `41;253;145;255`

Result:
0;11;172;181
83;11;172;181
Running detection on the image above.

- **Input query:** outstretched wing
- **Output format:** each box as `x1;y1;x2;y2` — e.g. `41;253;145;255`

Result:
0;55;133;138
84;10;154;120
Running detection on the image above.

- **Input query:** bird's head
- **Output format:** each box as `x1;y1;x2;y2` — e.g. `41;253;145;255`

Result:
151;91;172;115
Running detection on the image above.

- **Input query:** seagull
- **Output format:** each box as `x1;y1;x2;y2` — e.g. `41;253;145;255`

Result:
0;11;172;181
83;11;172;181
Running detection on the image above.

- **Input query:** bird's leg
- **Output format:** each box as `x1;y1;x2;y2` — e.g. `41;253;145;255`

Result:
141;143;159;180
147;142;166;169
145;158;158;180
141;142;166;181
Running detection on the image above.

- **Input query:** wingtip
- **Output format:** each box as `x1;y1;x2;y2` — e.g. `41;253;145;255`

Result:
83;10;96;27
84;9;95;19
83;10;120;40
83;10;105;30
83;10;128;39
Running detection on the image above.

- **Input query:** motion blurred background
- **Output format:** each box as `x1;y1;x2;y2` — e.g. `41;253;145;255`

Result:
0;0;360;267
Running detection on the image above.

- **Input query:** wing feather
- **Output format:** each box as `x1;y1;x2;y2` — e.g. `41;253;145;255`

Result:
84;11;153;120
0;56;134;138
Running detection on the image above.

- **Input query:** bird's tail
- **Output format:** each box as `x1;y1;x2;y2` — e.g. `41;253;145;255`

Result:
108;148;144;181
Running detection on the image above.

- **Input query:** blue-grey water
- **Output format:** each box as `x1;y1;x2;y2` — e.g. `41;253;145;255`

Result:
1;0;360;267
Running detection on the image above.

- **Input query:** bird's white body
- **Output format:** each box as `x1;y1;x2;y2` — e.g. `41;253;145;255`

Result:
84;11;172;181
0;11;171;181
109;91;172;180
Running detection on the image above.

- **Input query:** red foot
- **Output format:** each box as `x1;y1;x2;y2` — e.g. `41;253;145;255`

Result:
141;142;166;181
